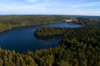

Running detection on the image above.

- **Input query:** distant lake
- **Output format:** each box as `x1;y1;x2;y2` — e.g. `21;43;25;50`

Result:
0;23;82;53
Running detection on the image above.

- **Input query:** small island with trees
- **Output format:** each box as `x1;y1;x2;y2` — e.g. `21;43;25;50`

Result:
34;27;68;39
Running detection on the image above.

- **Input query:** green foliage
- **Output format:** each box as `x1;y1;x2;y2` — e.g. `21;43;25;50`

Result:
0;16;100;66
34;27;68;39
33;18;100;66
58;60;72;66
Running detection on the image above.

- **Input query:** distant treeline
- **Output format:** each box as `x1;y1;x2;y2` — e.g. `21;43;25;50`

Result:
0;15;66;33
70;17;100;25
0;15;100;33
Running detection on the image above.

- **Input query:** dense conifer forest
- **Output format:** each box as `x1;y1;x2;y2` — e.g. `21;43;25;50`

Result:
0;15;100;66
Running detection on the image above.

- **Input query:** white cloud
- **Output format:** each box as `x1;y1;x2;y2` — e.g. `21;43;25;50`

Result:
69;2;100;7
64;8;100;16
0;2;47;13
26;0;48;3
26;0;38;2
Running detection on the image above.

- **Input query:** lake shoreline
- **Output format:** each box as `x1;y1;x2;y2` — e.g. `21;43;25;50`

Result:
0;23;83;53
0;22;84;34
0;22;66;34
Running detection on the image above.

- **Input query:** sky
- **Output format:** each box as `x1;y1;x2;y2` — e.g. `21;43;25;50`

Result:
0;0;100;16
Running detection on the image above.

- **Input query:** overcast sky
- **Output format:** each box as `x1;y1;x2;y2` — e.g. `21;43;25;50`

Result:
0;0;100;16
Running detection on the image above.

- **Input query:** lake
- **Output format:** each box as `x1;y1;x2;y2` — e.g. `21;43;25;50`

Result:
0;23;82;53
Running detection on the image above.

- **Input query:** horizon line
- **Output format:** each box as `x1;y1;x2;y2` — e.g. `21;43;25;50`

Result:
0;14;100;17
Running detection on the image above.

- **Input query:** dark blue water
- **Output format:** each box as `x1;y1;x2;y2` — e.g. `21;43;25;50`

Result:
0;23;82;53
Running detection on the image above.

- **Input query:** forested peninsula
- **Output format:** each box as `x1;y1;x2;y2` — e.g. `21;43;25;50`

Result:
0;15;100;66
34;27;68;39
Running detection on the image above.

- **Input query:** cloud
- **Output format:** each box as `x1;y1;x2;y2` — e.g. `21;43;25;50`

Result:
26;0;38;2
26;0;48;3
0;2;47;14
70;1;100;7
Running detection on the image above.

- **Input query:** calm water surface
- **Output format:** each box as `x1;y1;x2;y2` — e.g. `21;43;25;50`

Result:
0;23;82;53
